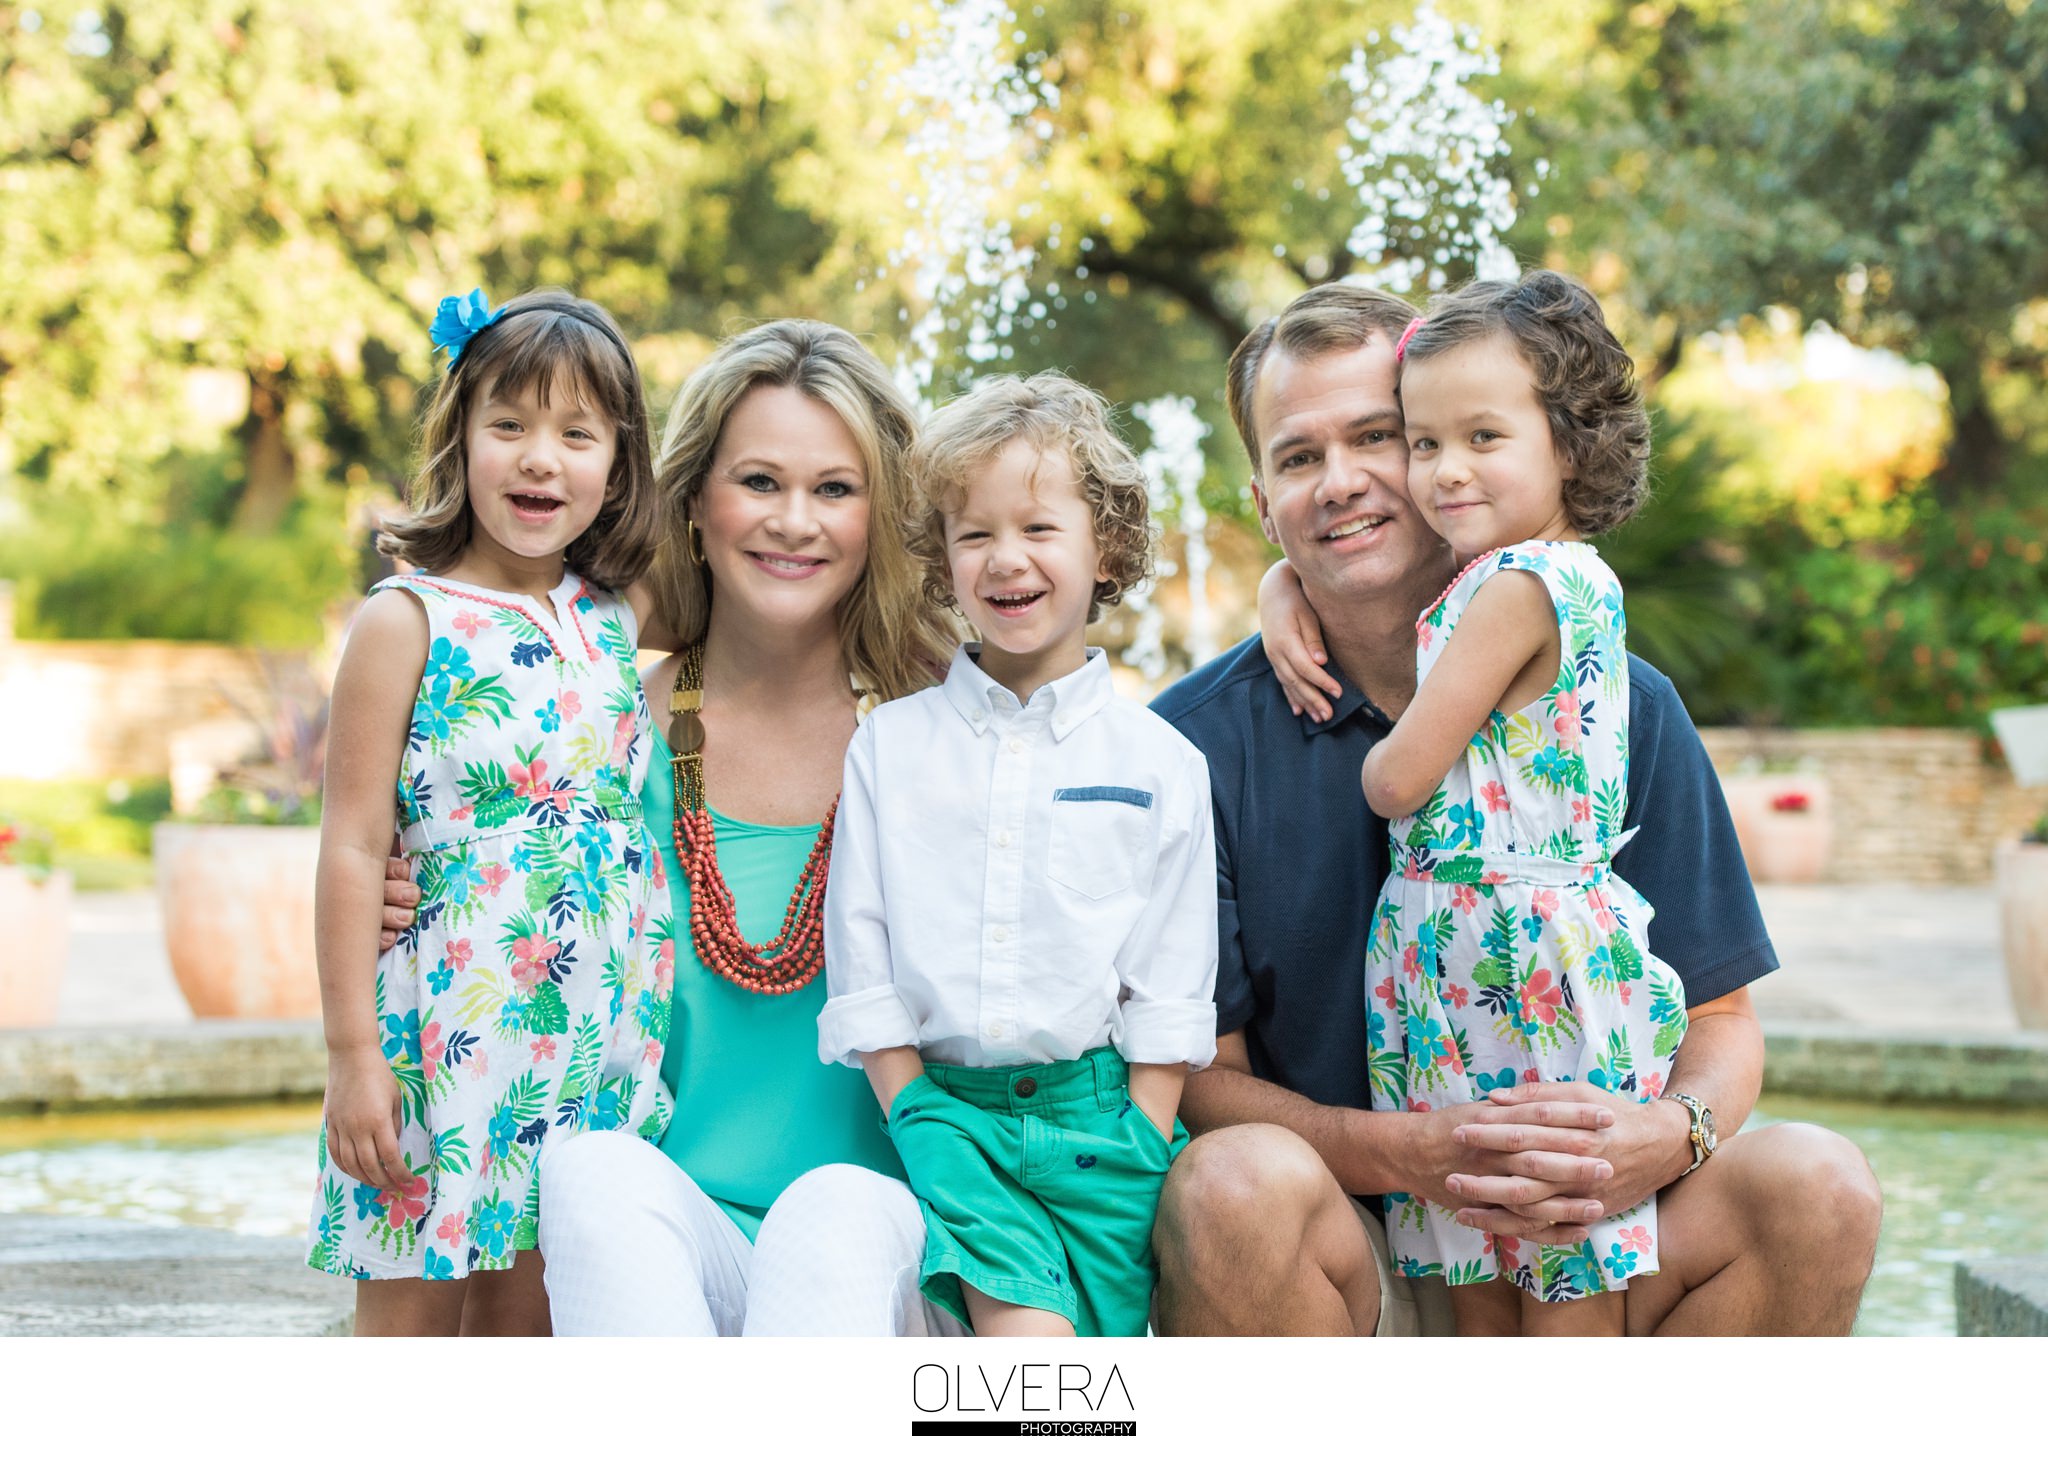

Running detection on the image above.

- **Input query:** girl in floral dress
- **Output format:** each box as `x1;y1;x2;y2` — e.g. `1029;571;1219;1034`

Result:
307;289;671;1334
1355;271;1688;1336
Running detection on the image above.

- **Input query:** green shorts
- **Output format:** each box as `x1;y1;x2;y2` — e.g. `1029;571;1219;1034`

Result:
886;1048;1187;1337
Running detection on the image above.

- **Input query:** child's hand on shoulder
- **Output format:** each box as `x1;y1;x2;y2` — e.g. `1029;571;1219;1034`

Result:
1257;559;1340;721
323;1046;419;1193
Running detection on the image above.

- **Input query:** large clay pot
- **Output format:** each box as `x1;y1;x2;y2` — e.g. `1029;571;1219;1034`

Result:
1996;839;2048;1031
0;867;71;1026
1719;773;1833;884
154;823;321;1019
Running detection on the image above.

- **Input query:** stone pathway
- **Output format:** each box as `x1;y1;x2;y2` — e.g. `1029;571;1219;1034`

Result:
57;884;2022;1035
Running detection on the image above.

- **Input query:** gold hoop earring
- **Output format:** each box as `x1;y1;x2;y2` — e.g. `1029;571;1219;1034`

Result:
684;518;705;568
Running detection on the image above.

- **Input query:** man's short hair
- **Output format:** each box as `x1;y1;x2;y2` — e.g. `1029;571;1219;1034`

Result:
1225;283;1418;476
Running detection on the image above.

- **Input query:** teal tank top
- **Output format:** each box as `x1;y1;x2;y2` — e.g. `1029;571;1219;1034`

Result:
644;731;906;1241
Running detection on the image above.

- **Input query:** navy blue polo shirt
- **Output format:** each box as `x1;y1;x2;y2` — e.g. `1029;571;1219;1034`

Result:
1151;635;1777;1112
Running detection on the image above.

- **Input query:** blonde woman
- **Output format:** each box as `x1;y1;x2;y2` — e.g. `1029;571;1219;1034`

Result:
384;320;964;1334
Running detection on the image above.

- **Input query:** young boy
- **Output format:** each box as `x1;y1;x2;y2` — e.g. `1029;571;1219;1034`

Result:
817;372;1218;1338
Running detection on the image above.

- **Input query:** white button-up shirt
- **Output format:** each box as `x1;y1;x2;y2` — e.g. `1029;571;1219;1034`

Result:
818;646;1218;1070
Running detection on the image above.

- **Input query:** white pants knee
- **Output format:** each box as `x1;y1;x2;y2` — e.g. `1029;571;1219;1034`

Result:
744;1164;966;1338
538;1130;751;1336
538;1141;966;1337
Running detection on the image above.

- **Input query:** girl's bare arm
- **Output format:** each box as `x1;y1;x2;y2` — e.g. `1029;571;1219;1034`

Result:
1360;571;1559;818
317;590;430;1192
1256;559;1342;721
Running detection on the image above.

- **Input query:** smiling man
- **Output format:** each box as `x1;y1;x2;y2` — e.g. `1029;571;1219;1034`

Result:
1148;282;1883;1336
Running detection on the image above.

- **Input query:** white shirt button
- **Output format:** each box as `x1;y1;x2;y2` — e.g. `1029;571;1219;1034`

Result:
1005;737;1024;754
986;1021;1006;1040
992;926;1011;943
995;830;1012;848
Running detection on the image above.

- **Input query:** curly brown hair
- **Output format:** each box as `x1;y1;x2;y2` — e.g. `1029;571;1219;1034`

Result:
909;372;1155;624
378;290;660;590
1400;270;1651;536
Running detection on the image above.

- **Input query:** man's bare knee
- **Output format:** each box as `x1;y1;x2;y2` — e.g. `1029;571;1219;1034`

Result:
1746;1122;1882;1256
1158;1124;1330;1256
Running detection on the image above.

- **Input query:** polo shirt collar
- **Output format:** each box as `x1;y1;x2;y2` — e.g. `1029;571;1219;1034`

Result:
1300;674;1392;736
941;643;1115;741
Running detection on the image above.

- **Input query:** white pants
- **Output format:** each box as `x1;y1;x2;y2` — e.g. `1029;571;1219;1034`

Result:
537;1132;967;1337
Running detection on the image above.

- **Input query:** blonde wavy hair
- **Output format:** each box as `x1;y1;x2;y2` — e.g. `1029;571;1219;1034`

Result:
908;372;1155;624
643;319;955;703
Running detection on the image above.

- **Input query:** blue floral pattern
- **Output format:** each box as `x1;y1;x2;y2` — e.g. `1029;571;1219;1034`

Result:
1363;541;1688;1301
307;573;672;1281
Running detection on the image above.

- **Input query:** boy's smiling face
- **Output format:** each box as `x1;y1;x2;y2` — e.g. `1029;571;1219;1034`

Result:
945;436;1106;699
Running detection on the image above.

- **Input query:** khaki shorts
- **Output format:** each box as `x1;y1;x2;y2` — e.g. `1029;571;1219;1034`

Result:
1351;1196;1456;1337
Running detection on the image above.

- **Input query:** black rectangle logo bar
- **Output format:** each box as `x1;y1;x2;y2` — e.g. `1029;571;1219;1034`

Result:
910;1421;1137;1437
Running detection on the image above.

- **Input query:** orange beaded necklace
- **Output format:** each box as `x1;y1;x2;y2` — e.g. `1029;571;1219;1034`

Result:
668;642;837;995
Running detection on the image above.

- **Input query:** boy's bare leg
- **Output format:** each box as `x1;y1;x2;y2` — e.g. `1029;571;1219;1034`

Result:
460;1249;553;1336
1449;1277;1520;1336
963;1283;1076;1337
354;1278;467;1336
1154;1125;1381;1335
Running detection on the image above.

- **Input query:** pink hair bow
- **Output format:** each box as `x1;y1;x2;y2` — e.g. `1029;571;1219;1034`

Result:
1395;316;1426;361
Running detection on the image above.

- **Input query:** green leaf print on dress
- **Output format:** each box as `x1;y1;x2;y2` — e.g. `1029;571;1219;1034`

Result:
306;573;672;1282
1363;541;1690;1303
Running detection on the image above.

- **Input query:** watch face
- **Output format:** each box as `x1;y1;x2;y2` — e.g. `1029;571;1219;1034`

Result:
1700;1109;1718;1152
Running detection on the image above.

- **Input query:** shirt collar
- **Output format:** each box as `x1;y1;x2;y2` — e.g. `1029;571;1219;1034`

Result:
941;644;1116;741
1279;660;1391;737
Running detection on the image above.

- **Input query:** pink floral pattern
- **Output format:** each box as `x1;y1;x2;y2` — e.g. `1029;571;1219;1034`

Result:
307;574;673;1282
1364;541;1689;1301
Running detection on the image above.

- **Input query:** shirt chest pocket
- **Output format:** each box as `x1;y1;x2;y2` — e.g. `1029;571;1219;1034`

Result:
1047;786;1153;901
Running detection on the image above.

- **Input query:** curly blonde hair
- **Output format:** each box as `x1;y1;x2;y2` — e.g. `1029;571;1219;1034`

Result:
1400;271;1651;536
641;319;954;704
378;290;659;590
908;372;1155;624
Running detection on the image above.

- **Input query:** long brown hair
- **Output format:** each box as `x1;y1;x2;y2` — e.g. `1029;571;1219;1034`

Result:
644;319;954;703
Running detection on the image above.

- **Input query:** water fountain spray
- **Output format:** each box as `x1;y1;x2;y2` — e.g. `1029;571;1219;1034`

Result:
1337;2;1530;292
879;0;1059;405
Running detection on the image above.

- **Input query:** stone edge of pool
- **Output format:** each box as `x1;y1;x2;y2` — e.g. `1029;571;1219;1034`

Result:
7;1019;2043;1114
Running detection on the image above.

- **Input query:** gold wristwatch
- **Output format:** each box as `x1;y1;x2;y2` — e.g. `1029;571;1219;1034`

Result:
1669;1092;1717;1176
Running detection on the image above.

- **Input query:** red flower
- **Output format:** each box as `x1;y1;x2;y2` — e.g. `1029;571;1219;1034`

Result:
419;1021;442;1084
436;1210;466;1246
1445;984;1470;1009
1620;1225;1652;1253
530;1036;557;1062
1522;969;1563;1027
1481;781;1511;813
478;862;510;897
453;611;485;639
1571;797;1593;824
446;939;472;971
510;760;551;799
1531;890;1559;920
1451;884;1479;914
379;1173;429;1229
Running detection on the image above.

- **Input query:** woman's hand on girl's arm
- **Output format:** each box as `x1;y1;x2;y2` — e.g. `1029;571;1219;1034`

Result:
316;591;430;1184
860;1046;927;1115
1360;571;1558;818
1257;559;1341;721
1127;1062;1184;1143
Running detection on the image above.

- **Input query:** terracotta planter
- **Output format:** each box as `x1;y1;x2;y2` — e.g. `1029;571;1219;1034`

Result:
0;867;71;1026
155;823;321;1019
1720;773;1833;884
1996;840;2048;1031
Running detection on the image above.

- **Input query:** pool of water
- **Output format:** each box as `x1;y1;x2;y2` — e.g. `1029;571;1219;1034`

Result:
1;1096;2040;1334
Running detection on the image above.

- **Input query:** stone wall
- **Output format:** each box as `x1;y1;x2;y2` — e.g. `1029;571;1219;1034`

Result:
1700;727;2048;885
0;583;299;793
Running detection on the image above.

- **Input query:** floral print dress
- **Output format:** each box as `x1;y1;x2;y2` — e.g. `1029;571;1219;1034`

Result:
307;572;673;1282
1363;541;1688;1302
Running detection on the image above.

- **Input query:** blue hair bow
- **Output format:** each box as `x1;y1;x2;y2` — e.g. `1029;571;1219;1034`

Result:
430;288;505;370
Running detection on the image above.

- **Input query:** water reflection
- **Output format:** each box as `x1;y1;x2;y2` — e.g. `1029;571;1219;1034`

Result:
1;1098;2040;1334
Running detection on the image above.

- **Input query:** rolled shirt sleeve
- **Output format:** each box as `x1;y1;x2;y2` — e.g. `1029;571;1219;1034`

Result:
1113;744;1219;1069
819;719;922;1066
